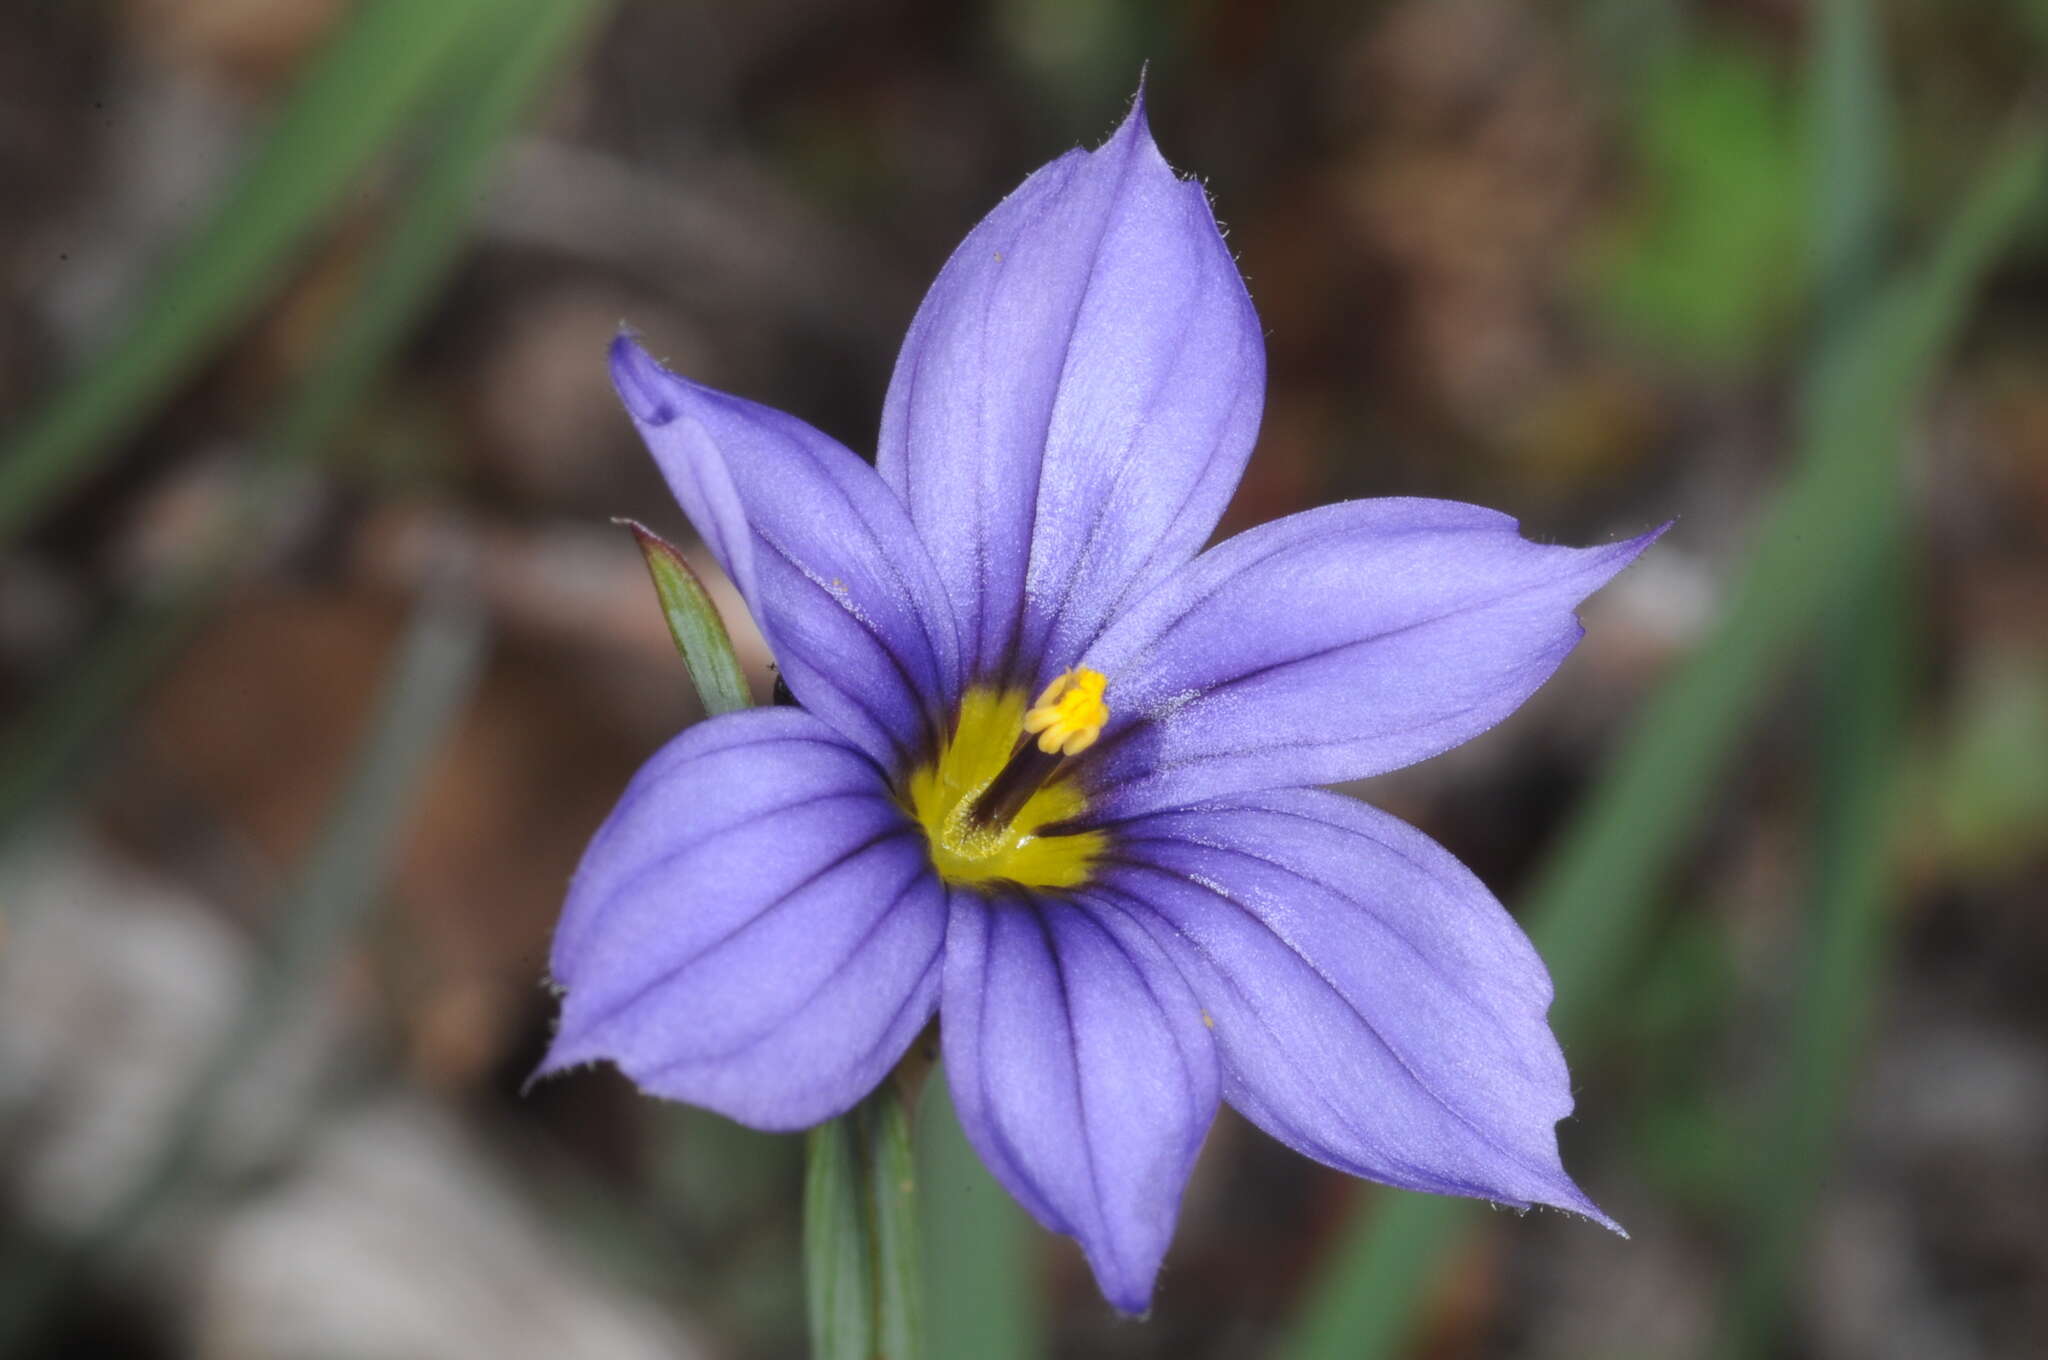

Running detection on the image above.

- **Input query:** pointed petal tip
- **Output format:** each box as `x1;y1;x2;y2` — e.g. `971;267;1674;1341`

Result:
1126;66;1151;130
1567;517;1671;598
1537;1176;1627;1237
1103;71;1162;163
609;332;681;427
536;1015;596;1069
1572;1203;1629;1239
1103;1281;1156;1318
522;1029;599;1097
605;327;644;368
1604;518;1675;574
1084;1241;1162;1317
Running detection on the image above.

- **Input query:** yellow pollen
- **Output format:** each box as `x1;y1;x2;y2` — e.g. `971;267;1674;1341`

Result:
904;686;1105;890
1021;668;1110;756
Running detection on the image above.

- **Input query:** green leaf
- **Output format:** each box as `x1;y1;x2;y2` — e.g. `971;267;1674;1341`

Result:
1276;116;2046;1360
0;0;499;544
620;519;753;716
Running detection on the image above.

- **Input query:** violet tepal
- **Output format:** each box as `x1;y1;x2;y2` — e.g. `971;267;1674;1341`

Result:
541;92;1657;1313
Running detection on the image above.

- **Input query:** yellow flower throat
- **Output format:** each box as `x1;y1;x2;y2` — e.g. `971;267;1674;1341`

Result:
903;670;1109;891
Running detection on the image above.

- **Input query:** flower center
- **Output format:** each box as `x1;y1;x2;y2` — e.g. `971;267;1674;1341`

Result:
903;672;1109;891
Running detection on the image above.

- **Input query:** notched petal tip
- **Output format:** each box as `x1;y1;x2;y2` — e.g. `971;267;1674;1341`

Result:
609;332;680;427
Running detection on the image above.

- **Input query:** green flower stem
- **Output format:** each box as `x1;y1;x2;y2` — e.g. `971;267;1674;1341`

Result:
806;1066;930;1360
807;1114;879;1358
864;1062;931;1360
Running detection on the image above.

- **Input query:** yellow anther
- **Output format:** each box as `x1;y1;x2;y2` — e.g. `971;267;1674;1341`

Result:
1021;668;1110;756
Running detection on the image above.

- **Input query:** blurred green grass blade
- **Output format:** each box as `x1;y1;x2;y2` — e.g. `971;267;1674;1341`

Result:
1718;7;1899;1350
1810;0;1889;318
0;0;608;843
1278;1191;1469;1360
1277;121;2045;1360
866;1085;926;1360
266;0;614;464
920;1080;1041;1360
0;0;497;544
621;519;753;716
806;1119;877;1360
1718;542;1909;1359
0;580;488;1355
1539;117;2040;1037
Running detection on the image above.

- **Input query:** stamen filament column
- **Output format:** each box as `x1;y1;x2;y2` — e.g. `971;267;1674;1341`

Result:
967;740;1066;831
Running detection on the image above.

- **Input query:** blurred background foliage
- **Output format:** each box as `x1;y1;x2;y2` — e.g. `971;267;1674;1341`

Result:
1;1;2045;1357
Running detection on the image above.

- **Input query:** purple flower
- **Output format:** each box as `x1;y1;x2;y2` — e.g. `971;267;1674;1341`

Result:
542;94;1656;1313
